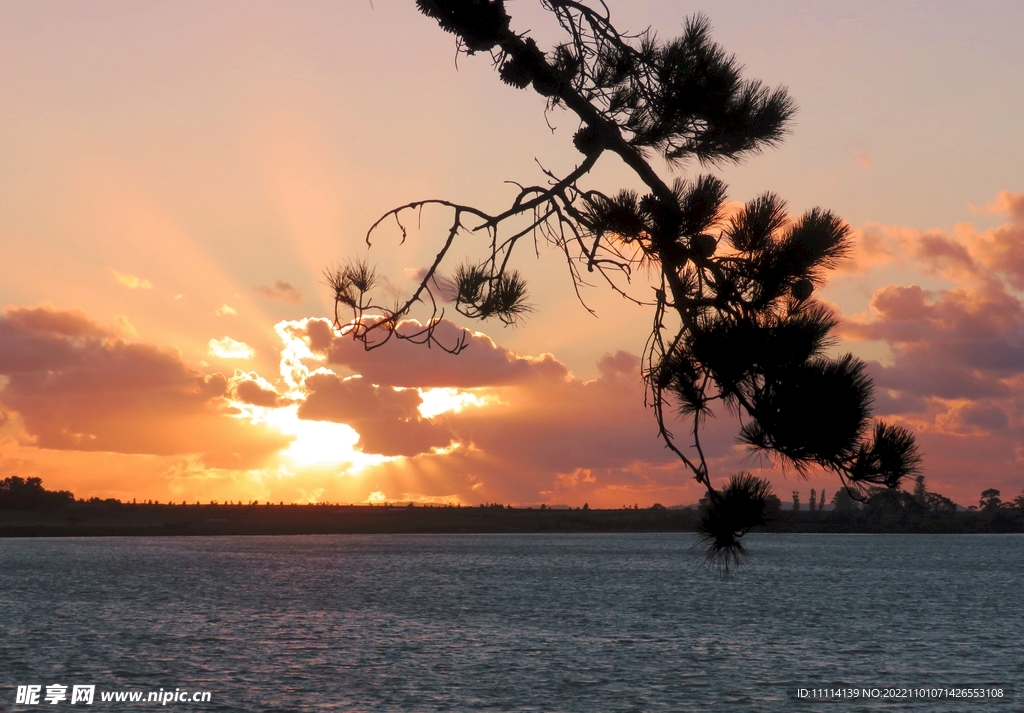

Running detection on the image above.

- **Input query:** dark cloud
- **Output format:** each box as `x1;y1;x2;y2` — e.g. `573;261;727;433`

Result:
867;376;928;416
956;402;1010;432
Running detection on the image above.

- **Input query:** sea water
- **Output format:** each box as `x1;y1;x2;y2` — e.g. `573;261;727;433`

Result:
1;533;1021;711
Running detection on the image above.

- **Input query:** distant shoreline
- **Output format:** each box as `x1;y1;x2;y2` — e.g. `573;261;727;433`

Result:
3;502;1022;537
0;503;699;537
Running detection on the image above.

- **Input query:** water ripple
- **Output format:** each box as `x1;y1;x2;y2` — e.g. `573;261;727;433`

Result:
0;533;1021;711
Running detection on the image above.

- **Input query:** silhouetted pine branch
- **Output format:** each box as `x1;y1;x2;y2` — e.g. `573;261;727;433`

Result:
330;0;922;568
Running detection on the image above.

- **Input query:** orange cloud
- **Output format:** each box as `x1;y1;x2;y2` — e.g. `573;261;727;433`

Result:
0;306;287;469
983;190;1024;220
111;270;154;289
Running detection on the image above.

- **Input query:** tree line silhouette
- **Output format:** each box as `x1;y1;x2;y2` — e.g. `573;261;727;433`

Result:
0;476;74;510
7;476;1024;536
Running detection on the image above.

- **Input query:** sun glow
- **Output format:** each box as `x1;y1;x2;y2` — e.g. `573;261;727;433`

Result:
417;387;493;418
209;336;255;359
234;403;395;471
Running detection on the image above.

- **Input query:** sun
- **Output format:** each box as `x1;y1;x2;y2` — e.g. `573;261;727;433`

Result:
232;402;395;471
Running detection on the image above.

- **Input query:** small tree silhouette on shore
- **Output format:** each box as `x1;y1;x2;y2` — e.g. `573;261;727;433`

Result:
330;0;921;566
980;489;1002;512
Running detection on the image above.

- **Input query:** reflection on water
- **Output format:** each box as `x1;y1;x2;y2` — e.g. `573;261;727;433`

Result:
1;534;1021;711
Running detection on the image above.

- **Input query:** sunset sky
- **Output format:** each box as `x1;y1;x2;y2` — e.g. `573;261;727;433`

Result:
1;0;1022;507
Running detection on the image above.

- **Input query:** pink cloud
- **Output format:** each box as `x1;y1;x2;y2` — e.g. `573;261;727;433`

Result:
914;232;977;274
981;220;1024;290
839;192;1024;287
831;191;1024;503
845;280;1024;400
